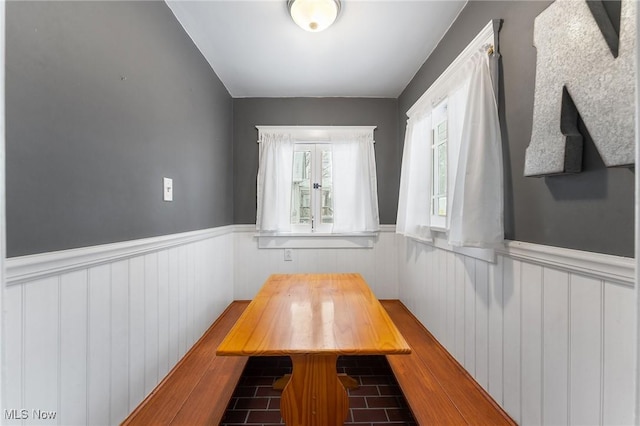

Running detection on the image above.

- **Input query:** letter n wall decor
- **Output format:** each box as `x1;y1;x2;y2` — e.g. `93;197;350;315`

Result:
524;0;635;177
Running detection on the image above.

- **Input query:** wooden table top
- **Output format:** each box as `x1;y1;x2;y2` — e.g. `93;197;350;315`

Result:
217;273;411;356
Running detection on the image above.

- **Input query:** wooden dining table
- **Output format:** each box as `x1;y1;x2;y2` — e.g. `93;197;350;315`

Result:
216;273;411;426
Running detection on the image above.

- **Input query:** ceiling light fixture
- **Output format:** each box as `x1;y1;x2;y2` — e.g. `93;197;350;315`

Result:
287;0;341;33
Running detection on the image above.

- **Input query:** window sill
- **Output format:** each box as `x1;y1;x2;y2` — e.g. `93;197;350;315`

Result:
256;232;378;249
404;231;498;264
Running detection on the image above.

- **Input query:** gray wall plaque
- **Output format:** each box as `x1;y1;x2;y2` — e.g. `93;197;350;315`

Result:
524;0;636;176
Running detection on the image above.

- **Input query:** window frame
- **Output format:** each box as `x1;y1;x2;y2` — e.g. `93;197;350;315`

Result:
397;20;500;262
430;99;449;231
404;21;497;235
290;143;333;234
256;125;378;248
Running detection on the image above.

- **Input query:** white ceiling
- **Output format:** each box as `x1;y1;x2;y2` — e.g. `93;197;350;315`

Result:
166;1;467;98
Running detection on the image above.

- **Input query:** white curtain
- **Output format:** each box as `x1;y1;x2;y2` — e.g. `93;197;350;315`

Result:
256;132;294;232
397;49;503;248
332;133;380;233
396;114;433;240
445;80;471;229
448;52;503;247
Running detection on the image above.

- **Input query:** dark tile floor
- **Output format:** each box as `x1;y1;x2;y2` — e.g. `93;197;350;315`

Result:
220;355;417;426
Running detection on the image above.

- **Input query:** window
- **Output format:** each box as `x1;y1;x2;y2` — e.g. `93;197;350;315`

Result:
396;20;503;249
256;126;379;236
290;144;333;233
431;100;448;229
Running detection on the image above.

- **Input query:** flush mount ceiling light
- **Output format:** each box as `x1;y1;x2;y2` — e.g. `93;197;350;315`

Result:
287;0;341;32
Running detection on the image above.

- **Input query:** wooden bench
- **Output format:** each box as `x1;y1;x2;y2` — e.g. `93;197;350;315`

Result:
381;300;515;425
124;299;514;425
121;301;249;426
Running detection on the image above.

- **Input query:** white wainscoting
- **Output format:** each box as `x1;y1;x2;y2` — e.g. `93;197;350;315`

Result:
397;235;636;426
2;226;235;426
3;225;635;426
233;225;399;300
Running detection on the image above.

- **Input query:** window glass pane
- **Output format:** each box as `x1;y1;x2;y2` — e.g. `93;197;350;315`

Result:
321;150;333;224
431;100;448;225
438;120;447;140
438;143;446;195
431;136;440;215
438;196;447;217
291;151;311;225
432;139;438;196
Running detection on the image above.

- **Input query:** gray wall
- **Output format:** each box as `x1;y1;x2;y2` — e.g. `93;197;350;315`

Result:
7;0;632;258
399;1;634;257
233;98;399;225
6;1;234;257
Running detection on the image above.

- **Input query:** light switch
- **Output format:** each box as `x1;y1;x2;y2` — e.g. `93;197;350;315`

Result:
163;177;173;201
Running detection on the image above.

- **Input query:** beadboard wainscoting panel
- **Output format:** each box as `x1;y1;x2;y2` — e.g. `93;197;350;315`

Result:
2;227;235;425
186;245;196;352
542;268;570;426
397;235;636;426
24;277;59;425
60;270;89;426
177;246;189;359
463;256;476;376
411;246;429;335
487;254;504;405
4;283;23;426
602;281;636;425
454;253;466;365
502;256;522;423
128;255;146;411
143;254;160;398
88;265;112;425
157;250;170;384
474;260;490;391
445;252;456;359
570;275;603;426
521;262;543;426
428;249;441;344
167;248;180;367
232;225;399;300
437;249;449;349
110;260;130;425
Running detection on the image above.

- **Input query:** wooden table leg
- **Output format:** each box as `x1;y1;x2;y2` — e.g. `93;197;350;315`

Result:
274;374;359;391
280;354;349;426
